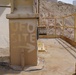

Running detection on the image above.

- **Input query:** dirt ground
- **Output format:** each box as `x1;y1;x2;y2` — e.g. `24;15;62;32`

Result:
0;38;76;75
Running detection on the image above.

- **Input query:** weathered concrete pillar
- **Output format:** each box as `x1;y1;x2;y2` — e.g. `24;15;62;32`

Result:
6;0;39;67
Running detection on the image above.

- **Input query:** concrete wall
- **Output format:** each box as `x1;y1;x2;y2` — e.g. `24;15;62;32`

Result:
0;0;11;48
0;0;10;6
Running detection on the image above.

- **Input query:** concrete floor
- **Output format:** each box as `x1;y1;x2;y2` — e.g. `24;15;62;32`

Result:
0;38;76;75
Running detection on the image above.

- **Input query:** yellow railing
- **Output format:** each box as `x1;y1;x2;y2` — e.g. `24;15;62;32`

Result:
56;13;75;42
39;13;76;43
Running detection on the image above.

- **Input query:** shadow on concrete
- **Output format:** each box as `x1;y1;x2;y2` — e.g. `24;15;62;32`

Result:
0;0;10;17
0;8;6;16
0;64;21;75
0;70;21;75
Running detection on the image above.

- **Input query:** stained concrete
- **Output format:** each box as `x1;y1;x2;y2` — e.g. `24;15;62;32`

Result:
0;7;10;48
0;39;76;75
7;0;39;66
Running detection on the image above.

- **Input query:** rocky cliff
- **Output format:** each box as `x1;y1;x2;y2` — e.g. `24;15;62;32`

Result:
39;0;76;41
40;0;76;18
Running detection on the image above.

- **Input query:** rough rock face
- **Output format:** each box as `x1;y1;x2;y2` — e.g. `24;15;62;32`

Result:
47;0;57;2
39;0;76;41
39;0;76;18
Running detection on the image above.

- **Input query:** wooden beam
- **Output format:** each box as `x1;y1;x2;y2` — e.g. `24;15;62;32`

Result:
60;35;76;48
74;14;76;42
64;26;74;28
39;35;60;38
63;18;65;36
41;13;76;19
55;18;56;37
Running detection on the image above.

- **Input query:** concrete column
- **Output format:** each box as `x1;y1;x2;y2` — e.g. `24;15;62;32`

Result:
11;0;14;13
7;0;39;67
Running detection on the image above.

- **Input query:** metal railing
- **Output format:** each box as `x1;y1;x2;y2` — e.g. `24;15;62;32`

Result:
39;13;76;43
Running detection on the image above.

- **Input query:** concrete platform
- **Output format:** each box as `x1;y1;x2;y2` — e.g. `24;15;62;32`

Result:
0;39;76;75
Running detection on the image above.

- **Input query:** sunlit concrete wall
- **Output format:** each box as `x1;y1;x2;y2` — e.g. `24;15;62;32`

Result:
0;0;11;48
